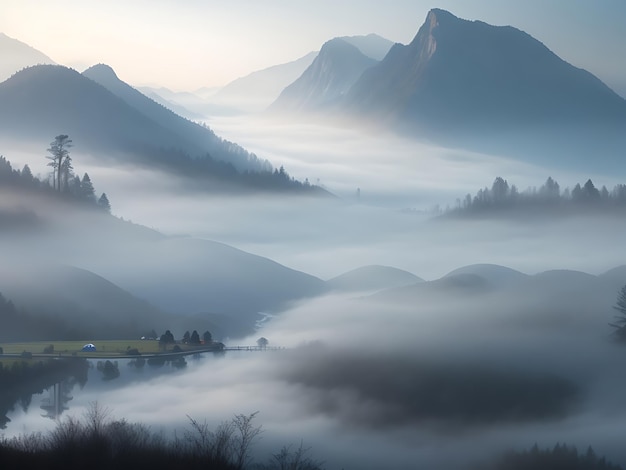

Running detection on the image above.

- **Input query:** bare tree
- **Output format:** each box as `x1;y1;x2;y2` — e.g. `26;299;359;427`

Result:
232;411;263;470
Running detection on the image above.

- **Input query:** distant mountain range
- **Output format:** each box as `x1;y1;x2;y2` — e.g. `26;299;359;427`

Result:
0;64;270;172
209;51;318;113
162;34;393;115
270;9;626;169
0;33;55;83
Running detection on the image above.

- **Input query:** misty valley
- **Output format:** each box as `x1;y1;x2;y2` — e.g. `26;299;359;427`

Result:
2;6;626;470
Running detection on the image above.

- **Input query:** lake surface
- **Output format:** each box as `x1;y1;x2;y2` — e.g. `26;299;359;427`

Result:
4;345;626;470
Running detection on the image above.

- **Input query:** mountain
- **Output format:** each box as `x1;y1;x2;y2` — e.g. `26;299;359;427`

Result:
0;33;55;83
0;64;326;192
343;9;626;167
340;33;394;61
82;64;270;172
270;38;378;112
327;265;423;293
210;52;318;113
0;65;329;192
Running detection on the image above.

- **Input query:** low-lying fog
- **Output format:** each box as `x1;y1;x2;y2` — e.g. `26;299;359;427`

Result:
4;118;626;468
6;117;621;280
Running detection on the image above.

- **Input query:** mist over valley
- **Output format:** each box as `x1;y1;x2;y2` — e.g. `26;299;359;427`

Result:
2;4;626;469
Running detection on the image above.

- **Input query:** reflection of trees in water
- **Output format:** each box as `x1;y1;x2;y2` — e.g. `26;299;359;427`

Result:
97;360;120;381
0;358;88;429
40;380;74;420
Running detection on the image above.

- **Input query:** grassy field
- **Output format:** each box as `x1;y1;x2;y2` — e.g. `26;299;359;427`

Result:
0;339;161;356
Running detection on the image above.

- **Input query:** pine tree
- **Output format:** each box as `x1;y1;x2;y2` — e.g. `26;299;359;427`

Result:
203;330;212;343
97;193;111;213
190;330;200;345
80;173;96;202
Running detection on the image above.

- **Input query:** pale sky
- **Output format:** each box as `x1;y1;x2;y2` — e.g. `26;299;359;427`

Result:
2;0;626;95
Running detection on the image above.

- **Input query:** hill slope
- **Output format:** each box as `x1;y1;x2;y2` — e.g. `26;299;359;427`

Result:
82;64;270;172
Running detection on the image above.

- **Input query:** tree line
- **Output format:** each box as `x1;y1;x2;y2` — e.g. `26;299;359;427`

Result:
446;176;626;216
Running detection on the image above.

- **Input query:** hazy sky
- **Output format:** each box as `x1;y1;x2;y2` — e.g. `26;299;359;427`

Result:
2;0;626;95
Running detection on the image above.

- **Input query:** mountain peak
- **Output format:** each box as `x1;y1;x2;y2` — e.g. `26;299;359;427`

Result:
427;8;458;23
83;63;119;81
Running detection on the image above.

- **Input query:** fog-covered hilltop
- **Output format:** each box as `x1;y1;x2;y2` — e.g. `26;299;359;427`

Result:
0;64;326;194
0;33;55;83
327;265;423;293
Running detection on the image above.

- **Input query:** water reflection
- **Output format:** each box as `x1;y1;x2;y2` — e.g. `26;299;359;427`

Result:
2;351;221;434
40;380;74;420
0;357;88;428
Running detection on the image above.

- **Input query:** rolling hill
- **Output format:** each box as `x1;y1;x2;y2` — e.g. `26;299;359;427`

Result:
327;265;423;292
